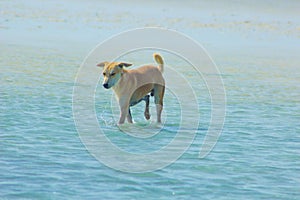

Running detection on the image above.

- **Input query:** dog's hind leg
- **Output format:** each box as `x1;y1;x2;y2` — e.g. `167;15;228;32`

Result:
153;85;165;123
144;95;150;120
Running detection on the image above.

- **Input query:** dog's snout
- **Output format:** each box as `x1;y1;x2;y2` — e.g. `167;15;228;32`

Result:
103;83;109;89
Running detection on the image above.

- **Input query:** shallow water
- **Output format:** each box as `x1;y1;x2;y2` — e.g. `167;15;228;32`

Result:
1;0;300;199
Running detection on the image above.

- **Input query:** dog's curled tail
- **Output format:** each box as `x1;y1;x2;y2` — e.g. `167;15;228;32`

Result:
153;53;164;73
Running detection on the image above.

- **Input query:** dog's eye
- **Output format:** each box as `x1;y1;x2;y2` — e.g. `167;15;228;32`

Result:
103;72;106;76
111;73;116;76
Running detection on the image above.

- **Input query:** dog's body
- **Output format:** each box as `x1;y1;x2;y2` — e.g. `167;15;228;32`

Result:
97;53;165;124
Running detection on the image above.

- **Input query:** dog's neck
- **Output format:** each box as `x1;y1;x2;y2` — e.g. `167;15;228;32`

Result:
112;69;129;95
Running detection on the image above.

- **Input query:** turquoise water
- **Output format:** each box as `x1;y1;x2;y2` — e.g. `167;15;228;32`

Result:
1;0;300;199
1;45;299;199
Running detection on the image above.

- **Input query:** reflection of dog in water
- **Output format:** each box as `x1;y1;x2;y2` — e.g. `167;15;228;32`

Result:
97;53;165;124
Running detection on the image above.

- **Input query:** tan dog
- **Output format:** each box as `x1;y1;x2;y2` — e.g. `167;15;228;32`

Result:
97;53;165;124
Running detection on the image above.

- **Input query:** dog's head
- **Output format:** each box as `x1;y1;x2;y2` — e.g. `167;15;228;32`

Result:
97;61;132;89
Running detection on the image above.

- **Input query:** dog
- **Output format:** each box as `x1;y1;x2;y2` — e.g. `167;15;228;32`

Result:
97;53;165;124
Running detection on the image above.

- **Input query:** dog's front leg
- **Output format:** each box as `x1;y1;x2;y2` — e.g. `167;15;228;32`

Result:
118;97;130;124
118;105;129;124
127;108;133;123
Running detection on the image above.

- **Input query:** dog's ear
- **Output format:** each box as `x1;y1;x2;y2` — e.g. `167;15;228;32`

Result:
97;62;108;67
118;62;132;68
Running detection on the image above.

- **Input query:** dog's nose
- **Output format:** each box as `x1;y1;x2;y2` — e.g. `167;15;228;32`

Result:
103;83;109;89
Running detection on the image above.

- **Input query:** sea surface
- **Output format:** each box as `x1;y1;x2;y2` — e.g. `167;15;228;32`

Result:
1;0;299;199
